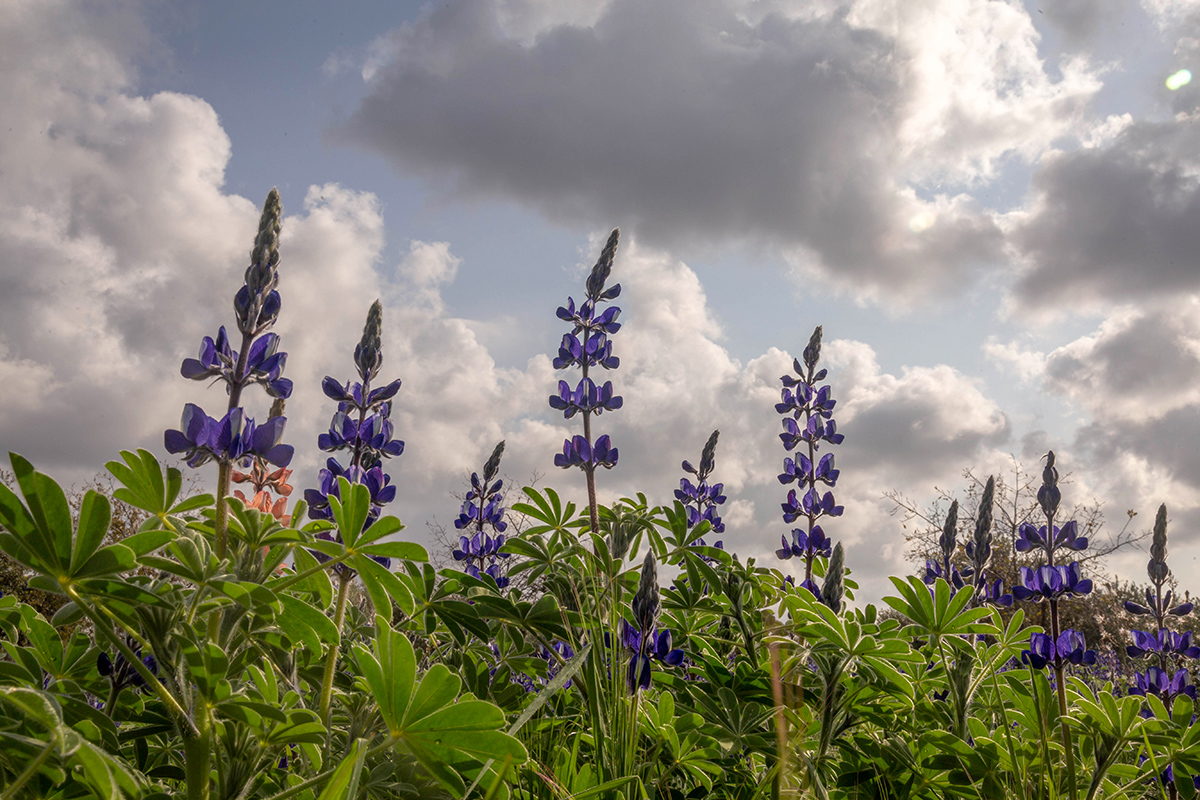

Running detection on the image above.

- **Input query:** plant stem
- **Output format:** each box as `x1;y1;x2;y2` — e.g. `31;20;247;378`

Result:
320;570;353;741
104;681;121;719
69;590;194;732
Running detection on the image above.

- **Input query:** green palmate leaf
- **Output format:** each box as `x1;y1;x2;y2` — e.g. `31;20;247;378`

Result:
358;540;428;561
120;529;174;557
357;515;408;548
290;546;333;607
329;478;371;547
73;544;136;579
0;686;63;730
105;449;181;516
168;494;215;514
356;618;526;797
72;737;144;800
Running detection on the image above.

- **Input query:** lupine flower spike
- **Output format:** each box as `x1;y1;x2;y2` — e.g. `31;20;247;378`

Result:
551;228;622;534
776;325;844;596
1015;453;1095;665
304;301;405;574
451;441;512;589
923;499;973;596
624;551;684;691
1013;451;1091;800
167;189;294;558
1125;505;1199;728
962;477;1010;606
677;430;727;556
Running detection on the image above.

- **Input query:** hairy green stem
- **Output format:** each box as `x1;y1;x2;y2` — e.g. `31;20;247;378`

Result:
320;571;353;740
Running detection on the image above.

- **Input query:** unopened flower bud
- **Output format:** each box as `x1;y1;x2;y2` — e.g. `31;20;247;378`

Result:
632;551;660;632
483;440;505;482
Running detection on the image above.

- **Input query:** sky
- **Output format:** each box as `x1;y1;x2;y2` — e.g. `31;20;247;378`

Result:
1;0;1198;603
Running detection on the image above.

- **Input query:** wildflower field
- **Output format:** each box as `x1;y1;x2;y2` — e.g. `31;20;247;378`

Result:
1;191;1198;800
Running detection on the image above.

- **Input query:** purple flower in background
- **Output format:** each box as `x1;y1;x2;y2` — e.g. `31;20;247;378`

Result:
1123;505;1199;713
676;430;728;538
450;442;511;590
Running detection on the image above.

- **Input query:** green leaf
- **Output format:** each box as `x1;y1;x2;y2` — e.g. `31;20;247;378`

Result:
356;555;416;618
278;594;339;651
317;738;368;800
121;529;174;557
70;490;112;573
169;493;214;514
358;540;428;561
73;544;136;579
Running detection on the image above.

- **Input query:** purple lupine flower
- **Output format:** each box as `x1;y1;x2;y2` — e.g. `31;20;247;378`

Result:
1130;667;1197;703
1014;520;1088;554
620;619;685;692
1127;629;1200;659
550;230;622;537
180;326;234;383
169;190;293;475
1022;630;1097;670
923;559;969;592
676;430;728;539
1012;563;1093;601
774;328;845;584
98;636;159;693
165;405;293;468
1122;504;1199;711
450;442;511;590
307;302;404;530
554;434;619;470
979;574;1013;607
776;527;833;561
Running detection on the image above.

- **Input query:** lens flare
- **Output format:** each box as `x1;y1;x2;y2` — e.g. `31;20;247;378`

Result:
1166;69;1192;91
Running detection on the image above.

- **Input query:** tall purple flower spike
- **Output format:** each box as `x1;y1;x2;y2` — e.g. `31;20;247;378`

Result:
305;301;405;535
451;442;511;590
677;430;728;545
1124;505;1200;726
550;229;621;533
776;326;844;585
168;189;294;471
